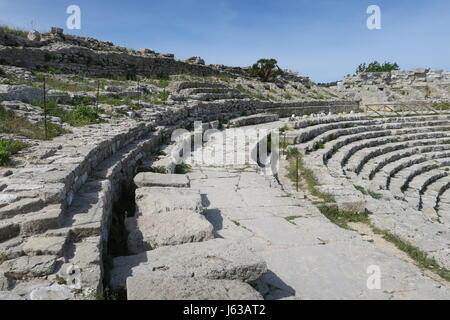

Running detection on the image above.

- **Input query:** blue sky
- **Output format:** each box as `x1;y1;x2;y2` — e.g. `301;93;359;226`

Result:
1;0;449;82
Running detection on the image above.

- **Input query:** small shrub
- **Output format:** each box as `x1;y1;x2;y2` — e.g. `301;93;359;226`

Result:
175;162;192;174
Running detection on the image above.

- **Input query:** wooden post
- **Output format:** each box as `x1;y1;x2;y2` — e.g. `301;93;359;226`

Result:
96;80;100;110
296;156;299;192
137;78;141;109
43;76;48;140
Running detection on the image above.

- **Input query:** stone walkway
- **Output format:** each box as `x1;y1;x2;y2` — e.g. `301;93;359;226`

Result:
186;124;450;300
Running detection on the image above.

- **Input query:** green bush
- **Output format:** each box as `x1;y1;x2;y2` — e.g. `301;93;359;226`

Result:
356;61;400;73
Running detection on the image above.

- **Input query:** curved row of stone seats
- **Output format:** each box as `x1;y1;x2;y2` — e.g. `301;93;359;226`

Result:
301;119;450;154
329;134;450;177
405;168;450;210
345;136;450;176
307;126;450;178
289;115;450;146
370;151;450;191
420;175;450;211
291;113;371;129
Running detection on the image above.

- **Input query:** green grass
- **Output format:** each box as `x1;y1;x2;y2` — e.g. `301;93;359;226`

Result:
354;185;368;195
32;101;101;127
0;106;67;140
354;185;383;199
372;227;450;281
36;75;95;92
433;102;450;111
319;205;370;230
285;150;334;203
367;190;383;200
142;90;170;105
285;216;303;225
0;139;30;165
148;166;168;174
0;25;28;38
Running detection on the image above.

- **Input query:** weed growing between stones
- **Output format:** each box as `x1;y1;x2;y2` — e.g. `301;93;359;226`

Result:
371;227;450;281
285;149;334;203
354;185;382;199
0;106;67;140
284;216;303;225
318;205;370;230
0;139;30;165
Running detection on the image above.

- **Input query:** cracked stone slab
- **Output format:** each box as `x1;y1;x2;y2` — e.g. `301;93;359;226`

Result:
135;187;203;215
127;277;263;300
126;210;214;254
110;239;267;290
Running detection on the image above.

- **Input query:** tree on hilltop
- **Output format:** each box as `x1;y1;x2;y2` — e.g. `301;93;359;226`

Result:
356;61;400;74
248;58;282;82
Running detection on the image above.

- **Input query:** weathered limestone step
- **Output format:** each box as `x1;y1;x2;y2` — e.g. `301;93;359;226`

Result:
0;222;20;242
421;175;450;210
135;187;203;215
229;113;280;127
61;179;111;238
133;172;190;188
0;255;58;280
22;236;67;257
110;239;267;290
126;210;214;254
126;277;263;300
0;198;44;220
